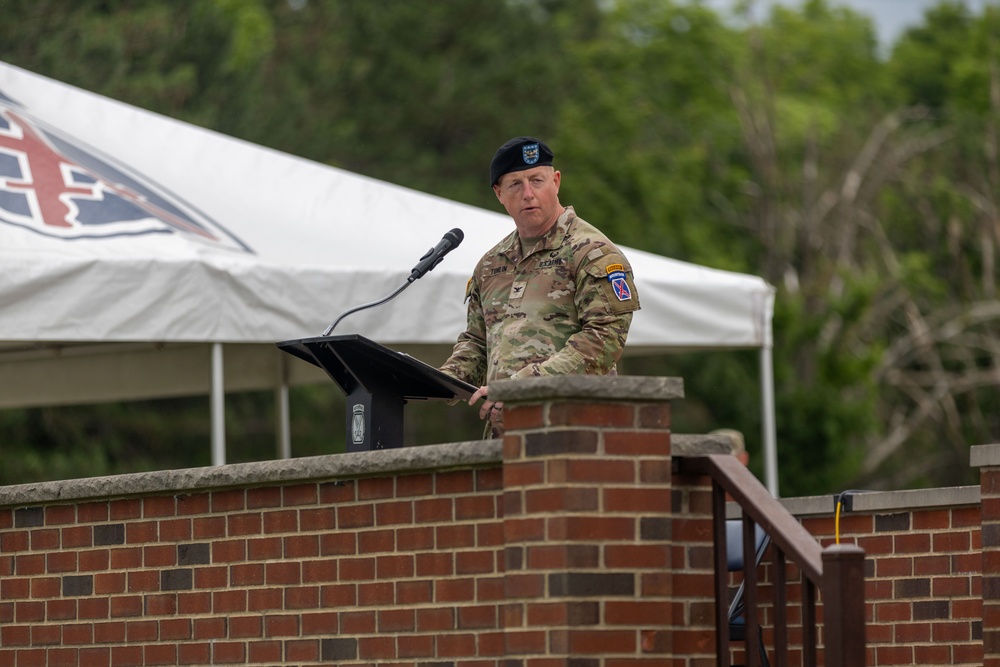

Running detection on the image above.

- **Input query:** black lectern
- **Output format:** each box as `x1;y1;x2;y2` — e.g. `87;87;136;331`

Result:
277;335;476;452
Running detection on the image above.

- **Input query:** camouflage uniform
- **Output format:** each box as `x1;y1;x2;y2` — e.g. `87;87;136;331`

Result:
440;206;640;387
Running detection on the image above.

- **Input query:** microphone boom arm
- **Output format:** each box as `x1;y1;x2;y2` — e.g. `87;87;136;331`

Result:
322;279;411;336
321;228;464;337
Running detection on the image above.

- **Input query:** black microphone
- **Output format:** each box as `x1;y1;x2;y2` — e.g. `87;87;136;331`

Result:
408;228;464;282
322;228;465;335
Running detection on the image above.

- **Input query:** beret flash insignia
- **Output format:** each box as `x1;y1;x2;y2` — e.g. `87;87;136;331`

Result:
522;143;540;165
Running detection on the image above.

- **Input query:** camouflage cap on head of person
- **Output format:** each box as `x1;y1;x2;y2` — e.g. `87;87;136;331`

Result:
489;136;554;187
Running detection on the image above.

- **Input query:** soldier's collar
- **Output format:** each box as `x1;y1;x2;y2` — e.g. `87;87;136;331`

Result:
501;206;576;261
528;206;575;255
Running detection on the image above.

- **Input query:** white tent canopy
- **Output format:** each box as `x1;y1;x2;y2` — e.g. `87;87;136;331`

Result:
0;61;778;493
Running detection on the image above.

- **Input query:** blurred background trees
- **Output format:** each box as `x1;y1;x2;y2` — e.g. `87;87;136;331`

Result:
1;0;998;496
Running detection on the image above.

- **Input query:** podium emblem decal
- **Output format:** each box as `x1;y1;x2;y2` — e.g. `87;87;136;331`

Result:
351;404;365;445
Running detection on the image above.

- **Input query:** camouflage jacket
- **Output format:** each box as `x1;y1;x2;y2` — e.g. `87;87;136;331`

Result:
440;206;640;386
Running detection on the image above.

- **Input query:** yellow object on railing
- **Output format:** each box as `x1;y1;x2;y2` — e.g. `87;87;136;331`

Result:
835;496;843;544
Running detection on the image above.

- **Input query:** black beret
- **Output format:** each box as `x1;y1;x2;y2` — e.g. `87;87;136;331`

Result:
489;136;554;187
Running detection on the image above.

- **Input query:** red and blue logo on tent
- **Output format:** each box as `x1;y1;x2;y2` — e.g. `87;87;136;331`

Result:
0;93;251;253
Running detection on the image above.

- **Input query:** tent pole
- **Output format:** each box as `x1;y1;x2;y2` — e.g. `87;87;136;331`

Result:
211;343;226;466
275;351;291;459
760;345;779;497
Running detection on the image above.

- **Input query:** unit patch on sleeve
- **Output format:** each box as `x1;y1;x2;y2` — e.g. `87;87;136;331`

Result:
607;270;632;301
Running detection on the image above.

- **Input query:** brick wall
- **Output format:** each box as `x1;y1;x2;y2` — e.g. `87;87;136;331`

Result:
495;375;679;665
800;491;983;666
0;443;506;666
670;482;985;667
2;374;997;667
974;443;1000;667
668;470;717;667
0;375;685;667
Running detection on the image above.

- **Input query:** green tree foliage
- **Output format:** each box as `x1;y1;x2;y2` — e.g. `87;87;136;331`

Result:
861;2;1000;488
889;1;978;111
556;0;744;262
252;0;579;207
1;0;998;496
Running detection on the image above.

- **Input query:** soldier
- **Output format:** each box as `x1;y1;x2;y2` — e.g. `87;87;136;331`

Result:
440;136;640;435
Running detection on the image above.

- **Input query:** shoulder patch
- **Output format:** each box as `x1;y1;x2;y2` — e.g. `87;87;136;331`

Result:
464;276;475;303
605;263;624;274
607;271;632;301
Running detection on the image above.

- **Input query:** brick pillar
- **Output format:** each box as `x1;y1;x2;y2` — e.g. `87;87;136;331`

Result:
492;375;682;666
973;444;1000;667
669;461;716;665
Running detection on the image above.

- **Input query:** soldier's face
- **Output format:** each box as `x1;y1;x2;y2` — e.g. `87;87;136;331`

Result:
493;166;562;236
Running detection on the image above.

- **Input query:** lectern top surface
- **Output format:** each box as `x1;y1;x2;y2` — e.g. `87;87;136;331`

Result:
277;334;475;401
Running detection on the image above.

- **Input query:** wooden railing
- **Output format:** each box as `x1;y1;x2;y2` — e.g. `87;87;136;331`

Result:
676;454;866;667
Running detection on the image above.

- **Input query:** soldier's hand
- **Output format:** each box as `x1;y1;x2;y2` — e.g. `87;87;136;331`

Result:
470;385;503;421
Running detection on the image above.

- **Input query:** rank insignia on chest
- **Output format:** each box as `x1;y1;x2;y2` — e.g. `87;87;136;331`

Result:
607;270;632;301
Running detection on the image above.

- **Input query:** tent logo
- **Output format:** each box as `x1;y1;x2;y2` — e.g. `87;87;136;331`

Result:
0;103;251;253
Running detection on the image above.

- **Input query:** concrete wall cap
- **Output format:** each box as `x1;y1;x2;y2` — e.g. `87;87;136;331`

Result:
0;439;502;508
672;434;733;457
490;375;683;403
970;443;1000;468
765;484;981;518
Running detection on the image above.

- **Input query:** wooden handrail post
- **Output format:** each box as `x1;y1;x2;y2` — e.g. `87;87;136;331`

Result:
712;482;729;667
821;544;866;667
